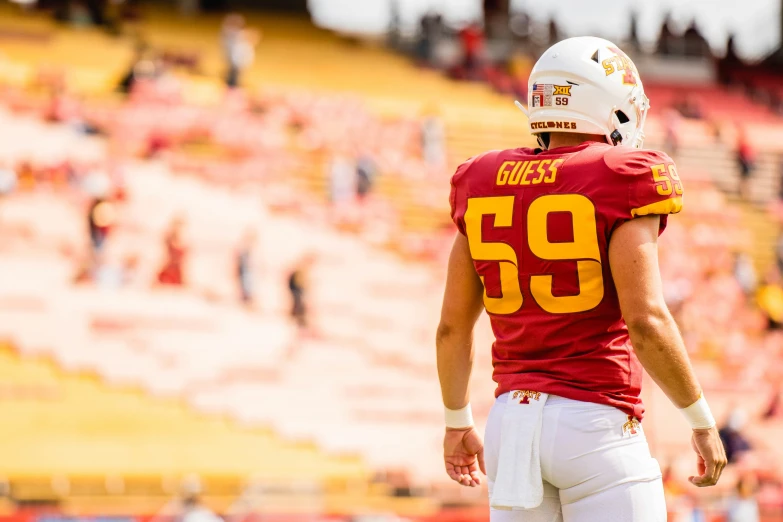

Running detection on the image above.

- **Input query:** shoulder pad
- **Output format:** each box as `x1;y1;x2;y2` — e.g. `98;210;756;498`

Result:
603;147;674;177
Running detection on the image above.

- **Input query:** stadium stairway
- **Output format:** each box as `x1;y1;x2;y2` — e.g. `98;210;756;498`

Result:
732;198;781;275
672;143;781;272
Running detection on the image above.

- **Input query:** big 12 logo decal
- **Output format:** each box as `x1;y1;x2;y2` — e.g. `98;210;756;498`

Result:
602;47;638;86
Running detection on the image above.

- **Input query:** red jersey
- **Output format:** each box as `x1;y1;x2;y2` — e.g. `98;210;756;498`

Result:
449;141;683;419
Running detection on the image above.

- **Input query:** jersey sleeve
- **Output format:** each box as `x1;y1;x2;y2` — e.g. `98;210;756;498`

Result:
449;155;481;236
604;148;684;235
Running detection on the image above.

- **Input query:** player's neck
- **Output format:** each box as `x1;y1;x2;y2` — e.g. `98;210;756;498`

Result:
546;133;606;150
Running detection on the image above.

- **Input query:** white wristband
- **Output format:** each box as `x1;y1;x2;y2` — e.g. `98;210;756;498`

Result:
445;403;474;429
680;393;716;430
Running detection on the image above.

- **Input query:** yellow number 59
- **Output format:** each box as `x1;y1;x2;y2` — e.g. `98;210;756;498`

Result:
652;163;683;196
464;194;604;315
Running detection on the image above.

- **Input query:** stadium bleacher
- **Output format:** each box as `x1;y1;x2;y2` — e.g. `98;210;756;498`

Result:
1;1;783;519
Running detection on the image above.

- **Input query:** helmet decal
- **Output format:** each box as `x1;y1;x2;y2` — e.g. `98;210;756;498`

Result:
605;46;638;86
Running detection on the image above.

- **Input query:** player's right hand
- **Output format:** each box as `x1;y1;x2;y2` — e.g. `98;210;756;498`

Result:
443;426;486;487
689;426;727;487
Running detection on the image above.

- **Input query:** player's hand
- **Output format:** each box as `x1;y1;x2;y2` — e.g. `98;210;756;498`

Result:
689;426;727;487
444;426;485;487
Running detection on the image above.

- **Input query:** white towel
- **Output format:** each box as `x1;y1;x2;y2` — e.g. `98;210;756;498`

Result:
490;390;549;510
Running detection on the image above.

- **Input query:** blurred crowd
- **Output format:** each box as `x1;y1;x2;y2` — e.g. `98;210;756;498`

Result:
398;6;783;116
0;8;451;345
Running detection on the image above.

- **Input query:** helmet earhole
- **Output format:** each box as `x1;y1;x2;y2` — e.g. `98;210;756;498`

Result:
610;130;623;145
538;132;551;150
615;110;630;124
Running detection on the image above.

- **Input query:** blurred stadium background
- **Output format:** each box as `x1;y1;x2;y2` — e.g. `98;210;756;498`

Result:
0;0;782;520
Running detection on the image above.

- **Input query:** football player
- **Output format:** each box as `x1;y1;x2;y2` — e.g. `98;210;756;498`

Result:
436;37;726;521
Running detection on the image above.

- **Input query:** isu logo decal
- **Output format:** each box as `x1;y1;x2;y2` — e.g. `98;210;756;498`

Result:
622;416;641;438
602;47;638;86
512;390;542;405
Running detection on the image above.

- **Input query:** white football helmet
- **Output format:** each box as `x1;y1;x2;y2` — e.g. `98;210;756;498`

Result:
517;36;650;149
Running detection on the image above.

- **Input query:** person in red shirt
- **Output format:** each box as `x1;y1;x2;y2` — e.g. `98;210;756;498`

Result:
436;37;726;521
157;217;187;286
459;22;484;77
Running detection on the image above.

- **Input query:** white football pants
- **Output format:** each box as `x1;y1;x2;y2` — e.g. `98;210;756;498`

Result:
486;394;667;522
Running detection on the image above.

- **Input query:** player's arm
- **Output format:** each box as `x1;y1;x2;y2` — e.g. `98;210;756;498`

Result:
609;216;727;487
436;233;486;487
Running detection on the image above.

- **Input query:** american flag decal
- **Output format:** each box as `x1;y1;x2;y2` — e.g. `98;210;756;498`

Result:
531;83;554;107
531;83;544;108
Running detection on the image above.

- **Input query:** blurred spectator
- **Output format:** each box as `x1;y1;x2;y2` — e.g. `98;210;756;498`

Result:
288;255;314;330
663;108;681;157
118;41;150;94
94;253;123;289
87;197;115;256
763;385;781;420
73;252;94;284
776;234;783;275
237;29;260;81
778;156;783;201
221;15;259;89
328;154;356;205
656;16;677;56
44;86;100;135
236;229;257;306
736;127;755;199
157;217;187;286
16;161;35;190
733;252;758;296
484;0;510;40
387;0;400;50
547;19;560;45
627;13;640;52
121;254;139;286
153;476;223;522
421;112;446;168
178;492;222;522
726;475;760;522
356;154;376;200
221;13;245;87
92;253;138;289
44;85;77;124
682;23;711;58
718;35;740;85
459;22;484;78
675;95;703;119
415;10;442;66
719;408;752;464
0;165;18;198
757;270;783;330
